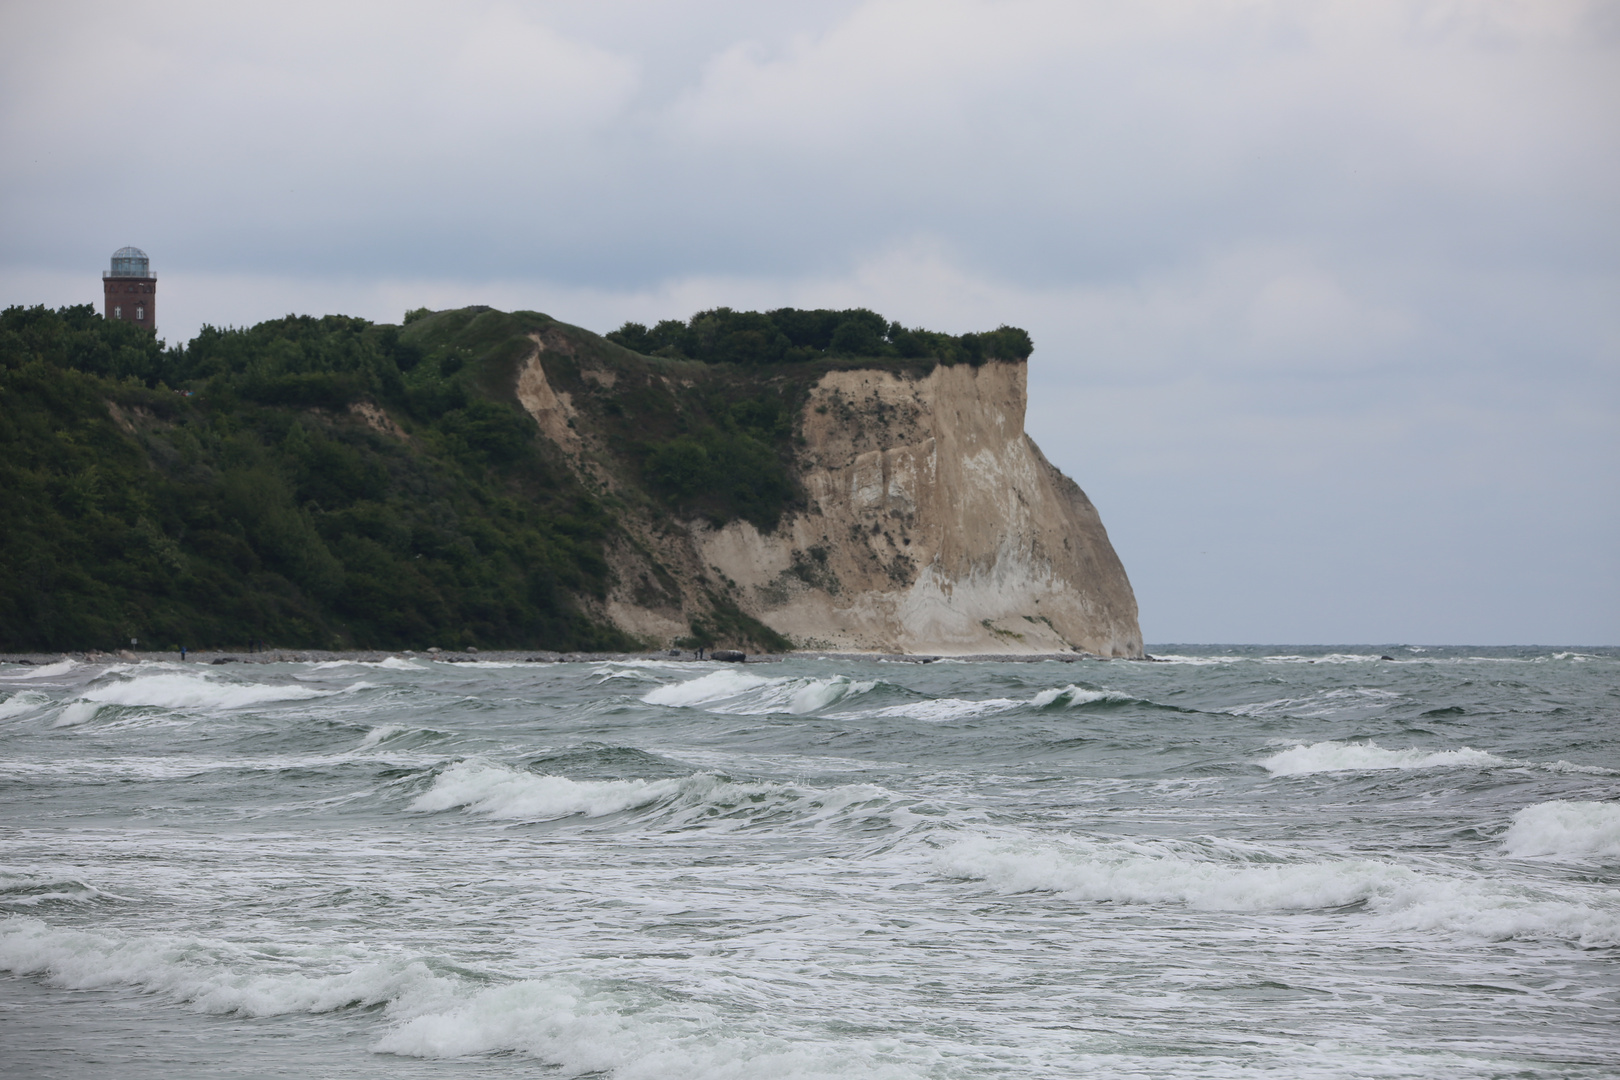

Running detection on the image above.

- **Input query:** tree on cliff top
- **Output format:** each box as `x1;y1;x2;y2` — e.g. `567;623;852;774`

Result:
606;307;1033;367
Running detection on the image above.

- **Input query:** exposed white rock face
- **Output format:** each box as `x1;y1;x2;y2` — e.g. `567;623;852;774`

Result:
693;362;1142;657
515;336;1142;658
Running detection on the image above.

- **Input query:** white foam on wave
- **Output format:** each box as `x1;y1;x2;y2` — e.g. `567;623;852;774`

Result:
937;834;1620;946
0;917;928;1078
940;834;1411;910
1145;654;1250;666
1225;687;1401;719
1029;684;1135;708
358;724;409;749
303;656;424;672
1260;740;1504;776
1151;653;1402;666
640;671;877;715
376;979;928;1078
0;916;460;1017
853;684;1133;723
410;761;906;835
593;666;664;683
1262;653;1384;664
410;762;684;820
0;659;77;680
49;672;366;727
0;870;130;907
0;692;51;719
1541;760;1620;776
1503;801;1620;861
861;697;1023;722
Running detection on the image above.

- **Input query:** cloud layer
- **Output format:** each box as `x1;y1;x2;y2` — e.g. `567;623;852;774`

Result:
3;0;1616;642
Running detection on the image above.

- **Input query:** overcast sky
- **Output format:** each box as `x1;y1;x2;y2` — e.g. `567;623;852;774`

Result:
3;0;1616;644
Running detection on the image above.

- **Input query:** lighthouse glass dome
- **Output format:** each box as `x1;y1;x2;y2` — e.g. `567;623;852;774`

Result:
108;246;150;278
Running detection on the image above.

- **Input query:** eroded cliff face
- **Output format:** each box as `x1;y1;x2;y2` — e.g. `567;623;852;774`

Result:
516;333;1142;657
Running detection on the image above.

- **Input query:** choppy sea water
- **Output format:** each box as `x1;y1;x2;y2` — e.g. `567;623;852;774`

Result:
1;646;1617;1079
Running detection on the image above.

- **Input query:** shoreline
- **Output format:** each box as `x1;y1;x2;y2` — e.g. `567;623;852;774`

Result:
0;649;1118;666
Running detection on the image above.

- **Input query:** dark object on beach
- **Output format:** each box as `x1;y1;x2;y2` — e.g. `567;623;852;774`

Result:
711;650;747;662
211;657;239;664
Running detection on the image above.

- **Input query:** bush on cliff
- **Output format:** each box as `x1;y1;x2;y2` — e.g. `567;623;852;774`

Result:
606;307;1033;366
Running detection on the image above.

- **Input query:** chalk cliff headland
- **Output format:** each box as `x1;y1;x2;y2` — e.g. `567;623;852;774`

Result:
0;303;1140;657
516;318;1141;658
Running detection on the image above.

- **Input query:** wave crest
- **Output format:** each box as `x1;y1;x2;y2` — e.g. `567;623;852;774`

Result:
48;672;368;727
0;917;928;1078
409;761;906;834
1504;801;1620;861
0;659;78;680
641;671;878;715
937;834;1620;946
409;762;684;820
1260;740;1504;776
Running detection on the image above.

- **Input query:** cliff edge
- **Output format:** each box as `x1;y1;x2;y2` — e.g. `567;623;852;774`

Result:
513;321;1143;658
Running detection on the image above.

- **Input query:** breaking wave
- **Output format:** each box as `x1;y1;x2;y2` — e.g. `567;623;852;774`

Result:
1260;740;1505;776
937;834;1620;946
0;917;928;1078
856;684;1145;722
1029;684;1140;708
300;656;425;672
1503;801;1620;861
374;979;929;1077
1224;687;1402;719
409;762;685;820
640;670;879;715
641;669;1151;723
0;659;78;680
859;696;1024;722
0;916;462;1017
409;761;908;832
51;672;364;727
0;871;129;908
0;692;52;719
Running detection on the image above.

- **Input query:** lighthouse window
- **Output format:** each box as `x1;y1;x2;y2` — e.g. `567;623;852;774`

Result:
136;306;145;320
114;306;122;319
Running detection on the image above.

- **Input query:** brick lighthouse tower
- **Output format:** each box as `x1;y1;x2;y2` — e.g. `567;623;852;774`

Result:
103;246;156;333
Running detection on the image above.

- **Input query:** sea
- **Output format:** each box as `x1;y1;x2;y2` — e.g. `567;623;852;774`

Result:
1;646;1616;1079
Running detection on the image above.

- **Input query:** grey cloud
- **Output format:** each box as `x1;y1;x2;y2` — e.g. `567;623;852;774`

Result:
2;0;1615;641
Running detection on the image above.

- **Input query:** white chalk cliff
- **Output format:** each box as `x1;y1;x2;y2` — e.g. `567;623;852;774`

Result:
518;338;1143;658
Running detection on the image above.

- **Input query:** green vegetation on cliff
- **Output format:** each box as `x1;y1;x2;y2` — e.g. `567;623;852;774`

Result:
0;302;1034;653
606;306;1033;368
0;304;624;652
